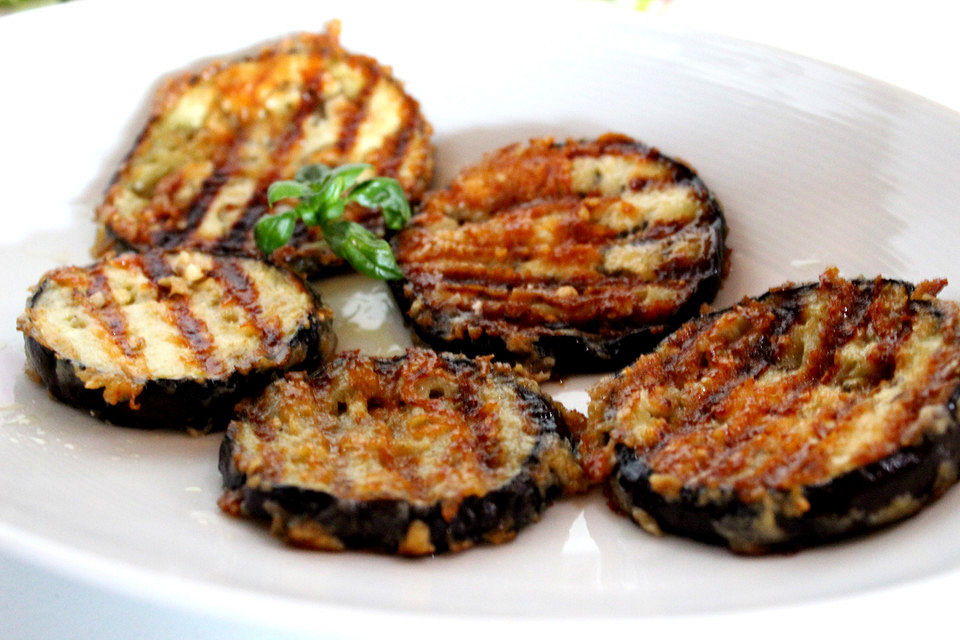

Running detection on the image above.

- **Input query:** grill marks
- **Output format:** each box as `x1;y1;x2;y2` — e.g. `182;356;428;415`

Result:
156;168;233;249
139;252;226;377
581;273;960;552
585;272;960;498
220;349;587;554
405;156;717;313
231;351;543;503
392;134;726;370
25;249;326;383
402;215;699;306
647;290;887;488
335;64;379;156
448;362;507;472
352;354;506;500
95;30;434;275
20;250;333;430
85;266;142;362
403;193;708;291
376;95;418;179
216;61;327;254
208;258;282;355
46;266;144;383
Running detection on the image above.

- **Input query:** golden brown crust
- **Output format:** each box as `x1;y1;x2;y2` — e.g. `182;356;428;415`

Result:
391;134;726;371
95;24;433;276
18;250;334;428
580;270;960;552
583;269;960;498
220;349;587;554
228;349;585;503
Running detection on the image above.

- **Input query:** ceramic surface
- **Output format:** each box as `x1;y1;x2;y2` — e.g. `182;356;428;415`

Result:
2;0;959;632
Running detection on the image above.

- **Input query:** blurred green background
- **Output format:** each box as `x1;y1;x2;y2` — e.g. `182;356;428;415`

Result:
0;0;666;15
0;0;68;12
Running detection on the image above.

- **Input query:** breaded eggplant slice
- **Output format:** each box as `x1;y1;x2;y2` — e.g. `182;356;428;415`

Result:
391;133;726;373
219;349;587;555
580;270;960;554
17;250;334;430
95;24;433;277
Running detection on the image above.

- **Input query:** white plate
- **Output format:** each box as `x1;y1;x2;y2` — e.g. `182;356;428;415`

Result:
3;0;960;636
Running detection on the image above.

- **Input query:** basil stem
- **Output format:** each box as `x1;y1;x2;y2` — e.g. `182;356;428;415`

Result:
347;177;411;230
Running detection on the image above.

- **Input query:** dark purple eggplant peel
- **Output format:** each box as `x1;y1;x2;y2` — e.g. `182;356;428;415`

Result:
580;271;960;553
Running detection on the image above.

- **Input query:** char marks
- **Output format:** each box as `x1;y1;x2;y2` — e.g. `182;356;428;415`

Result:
376;96;417;178
220;349;587;554
208;258;283;355
642;278;915;494
18;249;332;429
335;63;379;156
584;271;960;498
215;59;326;255
579;271;960;552
156;168;233;250
139;252;226;377
232;350;552;503
95;28;434;277
84;266;142;362
391;133;727;371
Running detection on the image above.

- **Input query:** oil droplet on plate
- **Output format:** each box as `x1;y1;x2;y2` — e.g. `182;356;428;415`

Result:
310;274;412;356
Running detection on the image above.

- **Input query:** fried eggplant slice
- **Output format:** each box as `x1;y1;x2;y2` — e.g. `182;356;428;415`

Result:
580;270;960;553
18;250;334;430
219;349;587;555
95;24;433;276
391;133;726;372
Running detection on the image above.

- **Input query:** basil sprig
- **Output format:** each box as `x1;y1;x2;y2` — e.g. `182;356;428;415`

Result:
254;163;411;280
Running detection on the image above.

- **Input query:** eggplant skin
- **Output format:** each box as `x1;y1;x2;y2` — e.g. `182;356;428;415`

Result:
582;271;960;553
610;402;960;554
18;250;336;430
219;349;588;555
388;250;724;375
391;133;727;374
219;443;559;555
23;318;328;430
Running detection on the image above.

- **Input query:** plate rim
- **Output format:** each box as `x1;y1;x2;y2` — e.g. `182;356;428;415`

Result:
2;0;960;632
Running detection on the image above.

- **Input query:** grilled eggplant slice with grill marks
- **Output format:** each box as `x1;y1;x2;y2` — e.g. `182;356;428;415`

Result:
391;134;726;373
219;349;587;555
579;270;960;553
95;24;433;277
18;250;334;430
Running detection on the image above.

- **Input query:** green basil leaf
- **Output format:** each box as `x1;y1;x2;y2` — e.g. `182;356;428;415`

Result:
294;164;331;184
320;163;373;209
328;162;373;185
322;199;346;221
322;219;404;280
263;164;409;279
254;210;298;254
347;177;411;230
266;180;310;207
